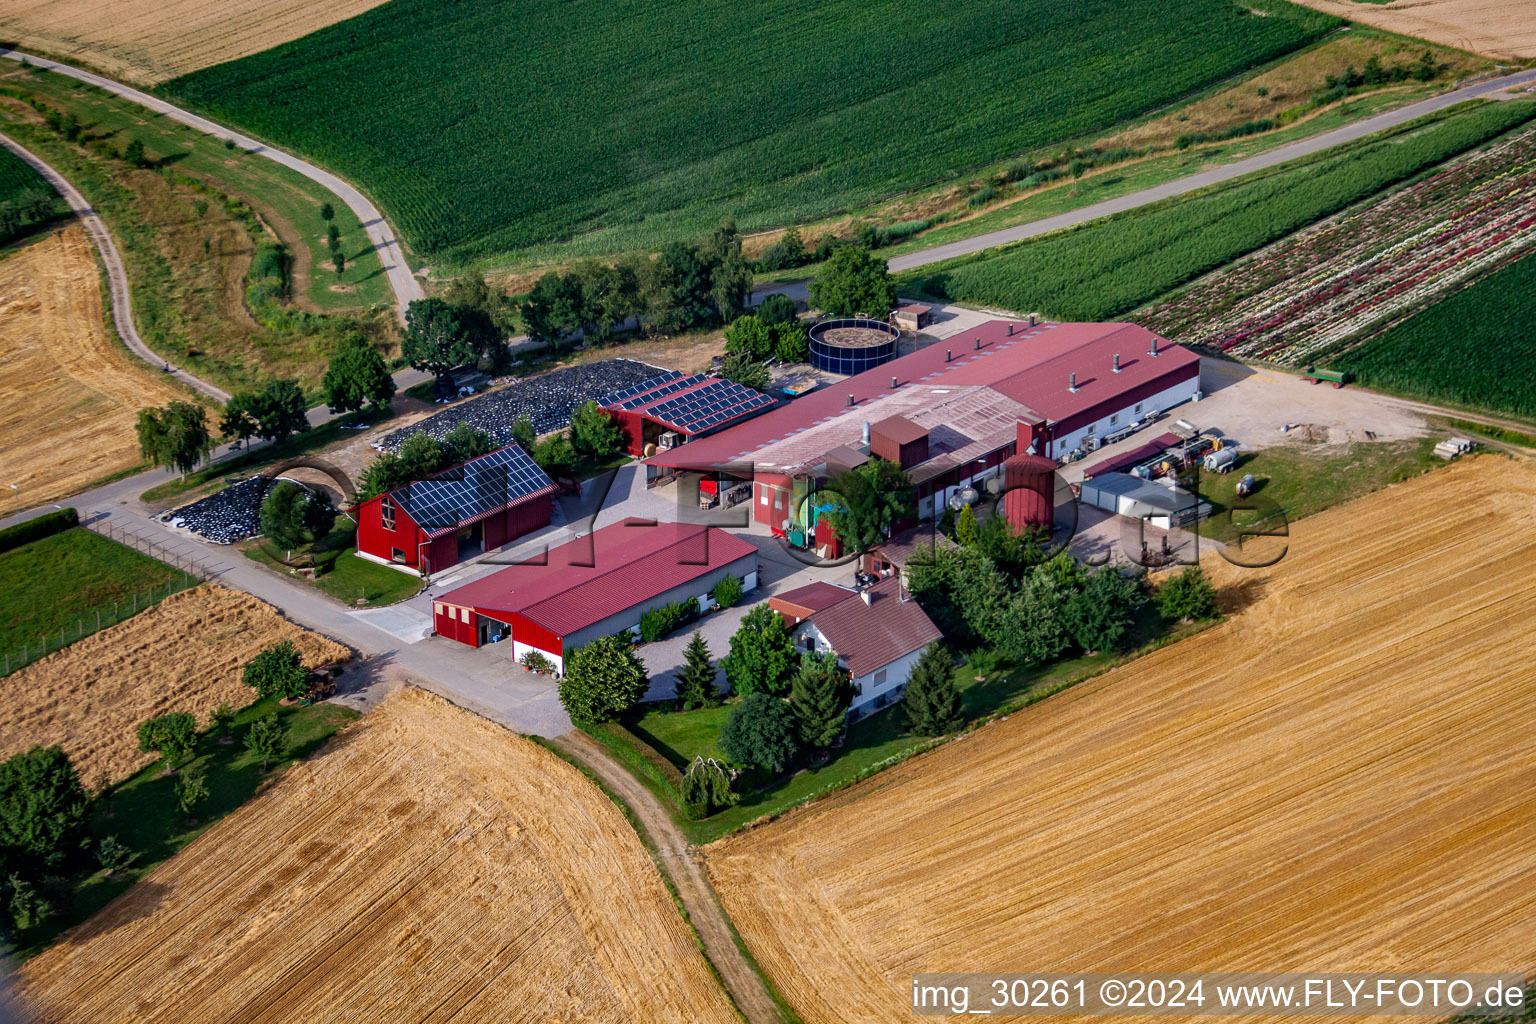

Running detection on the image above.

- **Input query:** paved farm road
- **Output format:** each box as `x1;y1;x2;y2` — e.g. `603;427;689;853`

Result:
0;46;424;319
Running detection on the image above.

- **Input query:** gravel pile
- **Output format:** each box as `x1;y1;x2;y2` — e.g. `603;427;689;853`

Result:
157;476;270;544
376;358;666;452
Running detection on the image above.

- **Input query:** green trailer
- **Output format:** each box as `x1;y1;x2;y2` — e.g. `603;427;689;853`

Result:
1303;365;1350;388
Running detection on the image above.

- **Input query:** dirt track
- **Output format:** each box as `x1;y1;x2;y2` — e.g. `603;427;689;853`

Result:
0;585;347;786
0;227;194;505
0;0;388;85
707;456;1536;1024
4;687;738;1024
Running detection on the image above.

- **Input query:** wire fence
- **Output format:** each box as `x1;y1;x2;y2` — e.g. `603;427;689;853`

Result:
1;519;220;677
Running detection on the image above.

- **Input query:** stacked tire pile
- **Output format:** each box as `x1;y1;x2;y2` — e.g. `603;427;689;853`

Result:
377;359;664;452
157;477;271;544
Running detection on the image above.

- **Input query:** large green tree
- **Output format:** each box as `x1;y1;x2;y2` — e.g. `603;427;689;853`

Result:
901;642;961;736
809;244;895;316
719;693;798;774
252;378;310;445
219;391;261;448
401;298;486;390
721;605;798;697
136;712;198;769
323;334;396;414
1065;567;1146;653
136;401;212;477
723;315;774;361
674;630;719;710
569;400;623;459
260;481;337;550
242;639;311;700
819;458;915;556
559;635;649;722
787;651;849;751
1156;565;1220;622
0;746;87;873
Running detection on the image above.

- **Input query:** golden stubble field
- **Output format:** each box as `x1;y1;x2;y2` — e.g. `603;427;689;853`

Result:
0;226;195;506
3;687;739;1024
0;585;348;786
0;0;389;85
707;456;1536;1024
1289;0;1536;60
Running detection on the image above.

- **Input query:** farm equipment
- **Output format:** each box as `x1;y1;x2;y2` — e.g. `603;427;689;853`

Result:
298;673;337;707
1235;473;1257;498
1303;365;1350;388
1433;437;1478;460
781;380;818;398
1203;447;1239;473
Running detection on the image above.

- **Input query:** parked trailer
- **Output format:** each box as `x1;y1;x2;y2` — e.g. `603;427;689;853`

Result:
1303;365;1350;388
1204;448;1239;473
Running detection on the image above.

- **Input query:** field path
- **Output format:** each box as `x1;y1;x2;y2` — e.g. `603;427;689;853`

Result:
0;132;230;403
554;729;787;1024
886;66;1536;274
0;46;423;319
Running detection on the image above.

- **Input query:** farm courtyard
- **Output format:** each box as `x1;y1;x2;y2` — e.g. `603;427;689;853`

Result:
2;687;739;1024
706;456;1536;1024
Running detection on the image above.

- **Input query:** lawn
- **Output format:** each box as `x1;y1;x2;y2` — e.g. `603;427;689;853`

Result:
901;100;1536;320
162;0;1334;265
1193;437;1442;544
0;528;185;658
1330;252;1536;419
4;695;358;960
0;65;389;310
621;607;1178;845
243;519;421;606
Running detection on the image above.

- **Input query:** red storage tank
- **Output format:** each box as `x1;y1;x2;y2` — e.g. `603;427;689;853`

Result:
1002;453;1056;530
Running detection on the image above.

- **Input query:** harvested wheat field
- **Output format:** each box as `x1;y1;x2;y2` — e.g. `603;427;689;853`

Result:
4;687;738;1024
0;0;388;85
0;227;193;505
708;455;1536;1024
0;585;347;785
1290;0;1536;60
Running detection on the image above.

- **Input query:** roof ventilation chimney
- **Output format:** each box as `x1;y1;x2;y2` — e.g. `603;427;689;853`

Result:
1068;372;1079;393
945;349;952;362
846;393;855;407
1007;323;1015;336
860;589;872;606
1029;315;1037;327
973;336;981;350
861;420;871;445
890;376;898;388
1148;336;1160;358
1113;353;1122;374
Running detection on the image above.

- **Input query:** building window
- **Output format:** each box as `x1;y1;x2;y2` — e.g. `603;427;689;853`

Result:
434;602;444;615
391;548;406;562
775;489;785;508
874;669;887;686
381;497;396;531
461;607;472;623
1134;403;1143;415
760;489;770;506
1110;413;1119;425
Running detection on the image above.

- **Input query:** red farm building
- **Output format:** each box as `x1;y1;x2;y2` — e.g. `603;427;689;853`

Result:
645;319;1201;528
599;370;777;457
432;518;759;673
352;443;555;577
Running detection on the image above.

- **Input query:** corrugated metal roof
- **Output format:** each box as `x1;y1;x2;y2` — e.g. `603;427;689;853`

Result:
439;518;757;637
389;444;555;540
769;582;855;619
805;577;941;679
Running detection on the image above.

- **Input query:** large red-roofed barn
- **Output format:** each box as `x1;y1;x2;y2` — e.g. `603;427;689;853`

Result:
645;320;1200;525
353;444;555;577
433;518;759;672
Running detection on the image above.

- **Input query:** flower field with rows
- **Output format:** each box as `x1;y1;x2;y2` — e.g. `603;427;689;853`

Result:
1141;123;1536;368
908;100;1536;322
160;0;1334;263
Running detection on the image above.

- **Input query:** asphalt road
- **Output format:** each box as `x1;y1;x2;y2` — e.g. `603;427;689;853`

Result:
0;132;232;403
887;67;1536;273
0;46;424;319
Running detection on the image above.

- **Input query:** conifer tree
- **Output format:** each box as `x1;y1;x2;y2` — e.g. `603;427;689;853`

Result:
901;642;961;736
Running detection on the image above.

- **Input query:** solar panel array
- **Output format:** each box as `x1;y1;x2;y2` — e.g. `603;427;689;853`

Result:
616;373;709;410
399;444;554;535
598;369;683;408
647;379;775;434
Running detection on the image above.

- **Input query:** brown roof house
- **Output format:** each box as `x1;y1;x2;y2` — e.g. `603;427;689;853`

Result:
774;577;941;721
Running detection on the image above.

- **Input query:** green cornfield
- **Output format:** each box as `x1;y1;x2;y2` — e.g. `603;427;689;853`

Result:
162;0;1335;264
1331;253;1536;418
914;100;1536;322
0;144;48;204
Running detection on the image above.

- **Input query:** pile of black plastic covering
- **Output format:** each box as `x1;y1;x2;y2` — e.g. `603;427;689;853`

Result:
157;476;271;544
376;358;665;452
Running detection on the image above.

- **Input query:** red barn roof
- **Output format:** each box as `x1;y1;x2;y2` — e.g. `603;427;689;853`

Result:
438;518;757;636
646;320;1197;471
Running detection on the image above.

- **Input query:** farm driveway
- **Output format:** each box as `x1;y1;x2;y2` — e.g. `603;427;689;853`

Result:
554;729;787;1024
